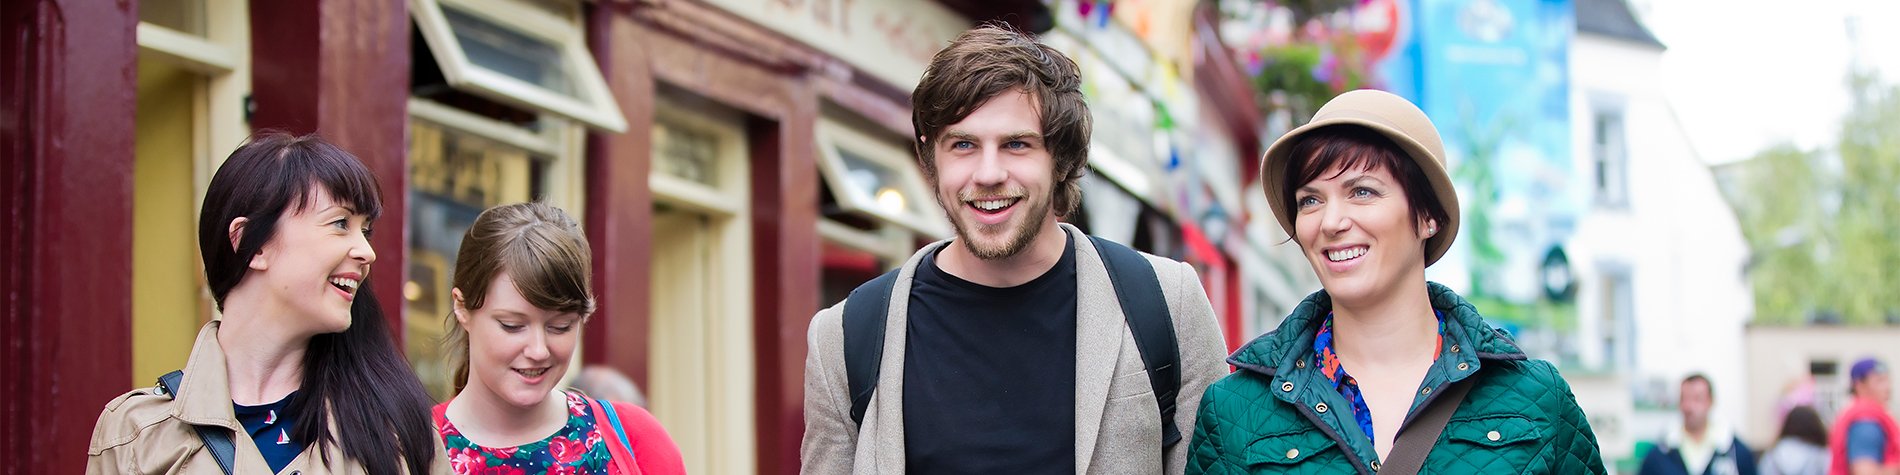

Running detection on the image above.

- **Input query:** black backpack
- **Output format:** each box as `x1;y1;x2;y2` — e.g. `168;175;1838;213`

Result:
841;236;1183;447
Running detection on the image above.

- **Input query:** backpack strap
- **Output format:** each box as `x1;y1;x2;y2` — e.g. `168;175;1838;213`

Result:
1088;236;1184;447
843;268;902;428
589;396;640;475
156;370;236;475
1380;376;1475;475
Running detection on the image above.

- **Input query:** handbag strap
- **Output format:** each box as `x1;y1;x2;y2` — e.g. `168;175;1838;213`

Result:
1380;377;1474;475
157;370;236;475
588;396;640;475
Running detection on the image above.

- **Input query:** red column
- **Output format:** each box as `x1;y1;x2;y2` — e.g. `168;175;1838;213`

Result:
751;113;822;475
582;7;656;389
0;0;138;472
248;0;412;335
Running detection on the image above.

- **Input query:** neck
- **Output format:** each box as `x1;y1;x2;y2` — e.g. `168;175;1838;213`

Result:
1685;425;1708;442
216;291;310;406
1328;280;1437;369
938;219;1067;288
447;384;567;446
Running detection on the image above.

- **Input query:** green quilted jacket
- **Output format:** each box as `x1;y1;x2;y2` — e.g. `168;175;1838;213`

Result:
1186;283;1606;474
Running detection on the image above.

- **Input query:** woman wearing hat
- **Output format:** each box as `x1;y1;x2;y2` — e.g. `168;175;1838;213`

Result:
1184;90;1605;474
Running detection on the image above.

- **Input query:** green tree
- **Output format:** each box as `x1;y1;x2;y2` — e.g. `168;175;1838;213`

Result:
1723;73;1900;325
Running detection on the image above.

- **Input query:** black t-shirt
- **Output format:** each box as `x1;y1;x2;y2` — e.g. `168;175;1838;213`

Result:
902;240;1078;474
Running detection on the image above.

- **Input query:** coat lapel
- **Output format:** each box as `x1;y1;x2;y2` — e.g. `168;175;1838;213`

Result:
867;239;945;474
1068;224;1123;473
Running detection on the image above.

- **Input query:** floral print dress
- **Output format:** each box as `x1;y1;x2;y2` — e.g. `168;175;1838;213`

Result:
436;391;615;475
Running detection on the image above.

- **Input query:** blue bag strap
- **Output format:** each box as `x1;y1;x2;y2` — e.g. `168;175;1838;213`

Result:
1087;236;1183;447
595;397;637;465
157;370;236;475
843;268;901;428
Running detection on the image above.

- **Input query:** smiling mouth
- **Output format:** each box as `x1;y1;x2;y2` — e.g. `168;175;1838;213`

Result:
968;197;1019;215
1327;246;1369;262
515;367;548;378
328;277;360;295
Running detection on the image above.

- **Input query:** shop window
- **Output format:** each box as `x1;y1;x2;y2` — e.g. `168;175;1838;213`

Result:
404;101;566;401
815;119;947;238
411;0;625;132
1593;107;1629;208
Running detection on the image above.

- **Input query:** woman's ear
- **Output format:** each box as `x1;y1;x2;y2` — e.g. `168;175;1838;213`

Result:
451;287;470;325
229;217;267;271
1420;218;1438;239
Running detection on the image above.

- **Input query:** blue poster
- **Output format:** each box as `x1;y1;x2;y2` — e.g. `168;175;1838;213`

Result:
1381;0;1577;326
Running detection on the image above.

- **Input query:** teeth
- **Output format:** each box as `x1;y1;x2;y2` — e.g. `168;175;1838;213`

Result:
329;277;359;292
1327;247;1368;262
972;198;1015;211
517;368;546;377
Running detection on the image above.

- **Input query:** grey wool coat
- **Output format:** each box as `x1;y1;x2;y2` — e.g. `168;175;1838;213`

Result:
800;223;1230;474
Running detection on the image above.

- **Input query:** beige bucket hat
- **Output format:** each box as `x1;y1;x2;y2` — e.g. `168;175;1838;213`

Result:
1260;89;1460;266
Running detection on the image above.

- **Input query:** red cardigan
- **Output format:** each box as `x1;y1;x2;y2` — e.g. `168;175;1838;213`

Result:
1830;396;1900;475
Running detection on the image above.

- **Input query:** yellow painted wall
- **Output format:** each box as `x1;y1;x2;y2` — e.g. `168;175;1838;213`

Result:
133;54;204;387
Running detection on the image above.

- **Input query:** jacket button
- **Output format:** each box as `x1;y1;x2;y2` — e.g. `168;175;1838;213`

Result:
1286;448;1300;459
1422;386;1432;396
1315;402;1329;413
1371;461;1381;471
1451;344;1460;353
1457;362;1470;371
1296;359;1306;369
1281;381;1294;392
1487;430;1502;441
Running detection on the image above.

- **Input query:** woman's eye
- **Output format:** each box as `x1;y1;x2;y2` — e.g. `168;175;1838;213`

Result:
1352;188;1377;198
1297;196;1320;209
499;322;525;332
549;325;574;334
329;218;349;229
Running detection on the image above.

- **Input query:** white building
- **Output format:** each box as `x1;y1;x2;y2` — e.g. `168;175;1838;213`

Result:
1567;0;1756;463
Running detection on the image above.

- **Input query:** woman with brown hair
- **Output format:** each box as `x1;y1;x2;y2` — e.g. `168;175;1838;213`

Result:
1763;406;1830;475
432;202;683;475
87;132;446;474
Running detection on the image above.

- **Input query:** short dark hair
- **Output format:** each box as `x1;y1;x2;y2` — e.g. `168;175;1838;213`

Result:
1279;125;1449;231
911;23;1090;217
1777;405;1829;447
1682;373;1714;399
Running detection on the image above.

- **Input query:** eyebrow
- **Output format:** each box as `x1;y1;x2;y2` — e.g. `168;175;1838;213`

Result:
1296;174;1388;195
940;130;1043;143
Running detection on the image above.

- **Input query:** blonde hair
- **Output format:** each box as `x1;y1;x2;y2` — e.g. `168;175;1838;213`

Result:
445;202;596;393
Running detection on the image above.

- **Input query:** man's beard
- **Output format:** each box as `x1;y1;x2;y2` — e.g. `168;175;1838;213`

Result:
943;189;1052;261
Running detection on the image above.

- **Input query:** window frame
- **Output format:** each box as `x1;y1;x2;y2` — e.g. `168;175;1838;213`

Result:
410;0;627;133
814;118;949;239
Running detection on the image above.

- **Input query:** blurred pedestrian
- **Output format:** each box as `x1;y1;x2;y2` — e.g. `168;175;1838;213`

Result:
798;24;1227;475
87;132;446;474
1761;405;1829;475
1829;358;1898;475
434;202;683;474
1185;89;1606;474
569;366;647;408
1640;373;1759;475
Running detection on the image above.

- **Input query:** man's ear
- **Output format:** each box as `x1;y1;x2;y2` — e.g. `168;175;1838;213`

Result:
229;217;267;271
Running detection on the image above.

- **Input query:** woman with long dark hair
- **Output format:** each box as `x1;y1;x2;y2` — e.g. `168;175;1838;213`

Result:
432;202;682;474
88;133;446;474
1762;405;1830;475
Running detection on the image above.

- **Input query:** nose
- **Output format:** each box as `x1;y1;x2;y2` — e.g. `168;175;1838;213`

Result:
350;231;377;265
523;329;551;361
1318;201;1354;236
971;146;1009;187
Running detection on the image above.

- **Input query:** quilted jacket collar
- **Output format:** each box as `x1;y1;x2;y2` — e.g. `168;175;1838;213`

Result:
1227;282;1526;377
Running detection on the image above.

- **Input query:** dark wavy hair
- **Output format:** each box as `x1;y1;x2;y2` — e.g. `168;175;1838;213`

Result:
1776;405;1828;447
910;23;1091;217
198;132;437;474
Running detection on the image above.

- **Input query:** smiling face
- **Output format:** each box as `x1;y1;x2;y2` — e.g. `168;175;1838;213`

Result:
930;89;1060;260
250;186;375;335
456;271;583;410
1292;162;1434;304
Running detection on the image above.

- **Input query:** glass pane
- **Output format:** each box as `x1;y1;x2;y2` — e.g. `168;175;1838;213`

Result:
654;119;719;186
140;0;205;36
443;6;574;96
405;120;543;401
837;148;919;216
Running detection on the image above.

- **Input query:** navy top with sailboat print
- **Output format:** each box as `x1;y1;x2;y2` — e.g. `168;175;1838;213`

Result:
234;390;303;473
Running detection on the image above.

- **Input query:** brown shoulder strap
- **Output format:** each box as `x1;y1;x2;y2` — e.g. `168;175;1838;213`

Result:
1380;377;1474;475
